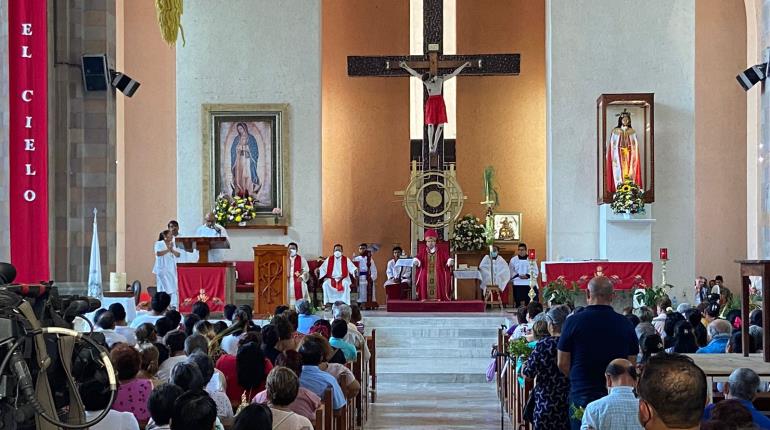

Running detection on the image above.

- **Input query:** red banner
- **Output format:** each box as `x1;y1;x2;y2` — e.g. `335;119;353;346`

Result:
9;1;49;283
543;261;653;290
177;265;227;313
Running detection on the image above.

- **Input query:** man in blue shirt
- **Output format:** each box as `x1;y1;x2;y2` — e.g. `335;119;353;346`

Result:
703;368;770;429
557;277;639;430
298;336;347;410
696;319;732;353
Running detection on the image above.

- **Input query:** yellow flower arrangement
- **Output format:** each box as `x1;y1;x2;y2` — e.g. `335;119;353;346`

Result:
610;177;645;215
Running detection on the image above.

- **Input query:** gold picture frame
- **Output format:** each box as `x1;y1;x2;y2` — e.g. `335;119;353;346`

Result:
201;103;290;225
492;212;522;243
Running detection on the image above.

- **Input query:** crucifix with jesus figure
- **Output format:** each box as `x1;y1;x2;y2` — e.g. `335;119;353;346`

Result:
348;0;520;241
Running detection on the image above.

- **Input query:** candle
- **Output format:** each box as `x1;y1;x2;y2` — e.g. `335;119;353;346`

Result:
528;249;536;260
659;248;668;260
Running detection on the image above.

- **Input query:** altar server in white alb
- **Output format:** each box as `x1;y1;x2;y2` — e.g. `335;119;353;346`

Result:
509;242;538;306
154;229;180;308
318;244;358;306
479;245;511;294
352;243;378;303
385;246;412;287
194;212;229;262
287;242;310;306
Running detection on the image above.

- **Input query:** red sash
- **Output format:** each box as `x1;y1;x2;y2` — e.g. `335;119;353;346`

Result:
292;255;303;300
326;256;349;292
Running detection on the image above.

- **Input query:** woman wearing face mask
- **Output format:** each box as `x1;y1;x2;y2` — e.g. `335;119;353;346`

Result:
286;242;310;306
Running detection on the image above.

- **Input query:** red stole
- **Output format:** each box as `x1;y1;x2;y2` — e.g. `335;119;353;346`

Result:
292;255;303;300
326;256;349;292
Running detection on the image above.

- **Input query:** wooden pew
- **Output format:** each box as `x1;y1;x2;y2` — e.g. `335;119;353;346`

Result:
323;387;334;430
313;403;325;430
366;329;377;403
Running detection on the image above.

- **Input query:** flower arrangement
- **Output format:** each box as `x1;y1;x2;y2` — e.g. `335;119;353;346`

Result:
542;276;580;306
214;194;257;225
451;214;487;251
611;177;645;215
508;337;534;360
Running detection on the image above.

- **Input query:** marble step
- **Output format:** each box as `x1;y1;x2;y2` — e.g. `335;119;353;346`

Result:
372;327;499;340
365;316;510;329
375;357;491;384
376;336;496;349
376;347;492;358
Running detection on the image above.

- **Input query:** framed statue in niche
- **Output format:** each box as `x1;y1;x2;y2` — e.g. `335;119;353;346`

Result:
492;212;522;243
596;93;655;204
201;104;290;225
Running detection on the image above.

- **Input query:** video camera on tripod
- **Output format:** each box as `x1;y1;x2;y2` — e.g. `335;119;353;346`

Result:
0;263;118;430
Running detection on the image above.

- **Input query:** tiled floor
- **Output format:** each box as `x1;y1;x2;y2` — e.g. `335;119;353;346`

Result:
366;382;511;429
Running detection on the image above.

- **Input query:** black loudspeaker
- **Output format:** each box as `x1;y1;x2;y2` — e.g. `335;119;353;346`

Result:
81;54;109;91
111;73;141;97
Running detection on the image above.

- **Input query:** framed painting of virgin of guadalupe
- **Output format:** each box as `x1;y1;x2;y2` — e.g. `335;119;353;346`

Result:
202;104;289;225
596;93;655;205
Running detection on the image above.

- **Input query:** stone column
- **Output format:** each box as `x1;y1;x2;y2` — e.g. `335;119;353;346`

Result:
760;1;770;259
0;0;9;263
50;0;117;287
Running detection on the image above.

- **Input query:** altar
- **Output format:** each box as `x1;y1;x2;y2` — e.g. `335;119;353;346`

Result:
541;260;653;290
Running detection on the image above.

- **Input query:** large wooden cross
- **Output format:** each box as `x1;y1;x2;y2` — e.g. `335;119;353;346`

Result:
347;0;520;235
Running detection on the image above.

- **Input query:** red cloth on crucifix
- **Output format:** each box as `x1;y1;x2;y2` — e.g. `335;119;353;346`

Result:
425;95;448;125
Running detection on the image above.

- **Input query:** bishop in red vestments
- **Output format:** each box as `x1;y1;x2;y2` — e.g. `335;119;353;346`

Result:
413;229;454;301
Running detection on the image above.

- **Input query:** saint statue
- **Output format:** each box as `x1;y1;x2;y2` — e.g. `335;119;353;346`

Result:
605;110;642;193
498;217;516;241
230;122;261;198
400;61;471;153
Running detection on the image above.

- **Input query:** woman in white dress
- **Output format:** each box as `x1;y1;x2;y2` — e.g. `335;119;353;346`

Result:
153;230;180;309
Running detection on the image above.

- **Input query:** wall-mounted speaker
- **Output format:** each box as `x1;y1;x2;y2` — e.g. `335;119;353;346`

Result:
81;54;109;91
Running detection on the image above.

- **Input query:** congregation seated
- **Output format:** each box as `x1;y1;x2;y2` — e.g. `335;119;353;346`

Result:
297;335;347;410
333;303;370;360
110;343;152;423
295;299;320;335
136;323;159;345
662;311;685;349
309;319;346;364
750;309;764;351
131;292;171;328
262;366;315;430
665;321;699;354
272;314;299;352
195;320;216;340
253;350;321;422
192;300;211;321
97;310;129;347
166;309;183;331
684;308;708;347
261;324;282;364
697;319;732;353
110;303;137;345
702;399;755;430
651;296;671;336
637;333;664;369
704;368;770;428
511;301;543;340
79;378;140;430
155;316;175;338
632;306;656;339
284;309;306;345
727;330;759;354
186;334;227;392
183;313;201;337
220;306;256;357
223;304;237;324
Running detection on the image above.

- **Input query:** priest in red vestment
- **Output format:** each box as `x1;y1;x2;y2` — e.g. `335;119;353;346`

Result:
413;229;454;301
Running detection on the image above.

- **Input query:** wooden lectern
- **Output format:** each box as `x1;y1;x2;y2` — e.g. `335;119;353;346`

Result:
175;236;230;263
253;245;289;317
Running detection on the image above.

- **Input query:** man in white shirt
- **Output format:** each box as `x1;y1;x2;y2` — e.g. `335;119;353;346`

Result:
130;292;171;328
479;245;511;295
581;359;642;430
157;330;187;383
352;243;378;304
193;212;228;263
385;246;412;299
287;242;310;306
509;242;538;306
95;311;128;347
318;244;358;306
109;303;137;346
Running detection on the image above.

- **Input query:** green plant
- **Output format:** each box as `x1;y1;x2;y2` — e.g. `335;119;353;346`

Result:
634;284;671;308
508;337;534;360
542;277;580;306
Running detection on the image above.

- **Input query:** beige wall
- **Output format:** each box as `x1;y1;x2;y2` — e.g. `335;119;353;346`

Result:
457;0;546;256
322;0;412;298
694;0;747;290
116;1;176;287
